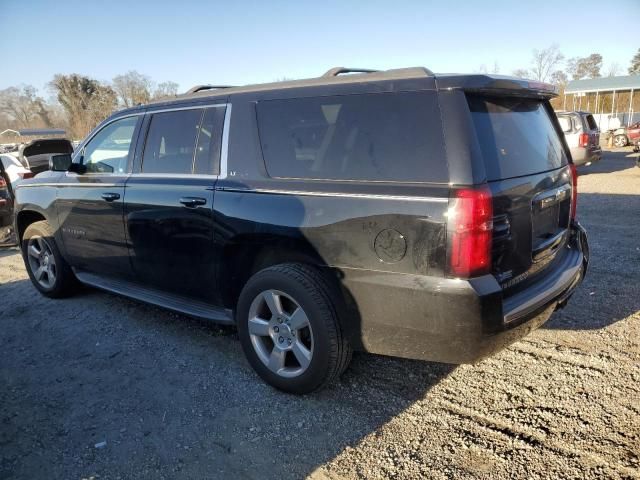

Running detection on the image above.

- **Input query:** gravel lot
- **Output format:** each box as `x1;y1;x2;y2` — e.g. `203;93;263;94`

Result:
1;149;639;480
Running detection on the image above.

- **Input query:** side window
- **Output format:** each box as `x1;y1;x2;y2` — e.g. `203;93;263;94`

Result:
557;116;572;133
83;116;138;174
256;92;446;182
194;107;226;175
142;109;203;174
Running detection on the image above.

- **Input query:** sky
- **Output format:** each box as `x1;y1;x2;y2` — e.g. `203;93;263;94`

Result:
1;0;639;97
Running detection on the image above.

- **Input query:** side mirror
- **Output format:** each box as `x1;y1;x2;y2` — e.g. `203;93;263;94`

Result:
49;153;73;172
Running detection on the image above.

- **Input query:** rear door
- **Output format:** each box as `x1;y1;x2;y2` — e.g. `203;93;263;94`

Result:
467;95;572;291
124;105;226;303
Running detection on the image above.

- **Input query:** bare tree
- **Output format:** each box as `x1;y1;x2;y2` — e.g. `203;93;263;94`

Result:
530;44;564;82
0;85;52;128
112;70;152;107
152;81;179;100
628;48;640;75
566;54;603;80
512;68;530;79
606;62;621;77
50;74;117;138
550;70;568;87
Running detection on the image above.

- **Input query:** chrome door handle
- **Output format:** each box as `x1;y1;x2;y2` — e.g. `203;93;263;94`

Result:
179;197;207;208
101;192;120;202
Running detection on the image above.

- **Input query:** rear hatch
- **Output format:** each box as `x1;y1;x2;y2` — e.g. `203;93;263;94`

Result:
467;94;573;293
19;138;73;174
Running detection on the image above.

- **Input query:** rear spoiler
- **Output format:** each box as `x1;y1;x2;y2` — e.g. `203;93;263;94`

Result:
435;74;558;98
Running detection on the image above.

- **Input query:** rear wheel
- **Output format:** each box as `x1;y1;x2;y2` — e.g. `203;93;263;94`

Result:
613;134;627;147
22;220;77;298
236;263;352;394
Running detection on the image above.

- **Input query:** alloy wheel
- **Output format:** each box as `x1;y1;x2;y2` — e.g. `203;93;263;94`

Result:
247;289;314;378
26;236;57;289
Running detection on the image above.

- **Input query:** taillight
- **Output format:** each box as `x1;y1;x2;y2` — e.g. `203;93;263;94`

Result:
448;186;493;278
569;163;578;220
0;177;6;188
579;133;589;148
19;172;35;179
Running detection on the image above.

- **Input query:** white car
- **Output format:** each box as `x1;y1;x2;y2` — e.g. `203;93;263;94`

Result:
0;153;33;189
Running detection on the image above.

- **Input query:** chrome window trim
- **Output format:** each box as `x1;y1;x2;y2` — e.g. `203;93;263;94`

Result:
127;173;218;180
145;103;227;115
219;103;232;179
216;187;448;202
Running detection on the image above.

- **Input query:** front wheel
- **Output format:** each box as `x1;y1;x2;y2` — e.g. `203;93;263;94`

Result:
613;134;628;147
236;263;352;394
22;220;77;298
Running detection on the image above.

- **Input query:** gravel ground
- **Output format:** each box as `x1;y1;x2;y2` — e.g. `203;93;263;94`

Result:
1;149;639;480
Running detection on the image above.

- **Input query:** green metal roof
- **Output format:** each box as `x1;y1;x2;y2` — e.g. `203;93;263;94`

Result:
565;75;640;94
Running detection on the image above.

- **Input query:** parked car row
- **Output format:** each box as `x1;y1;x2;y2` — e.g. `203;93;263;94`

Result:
555;111;602;166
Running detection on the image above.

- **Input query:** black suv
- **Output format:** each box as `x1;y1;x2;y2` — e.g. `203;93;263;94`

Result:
14;67;589;393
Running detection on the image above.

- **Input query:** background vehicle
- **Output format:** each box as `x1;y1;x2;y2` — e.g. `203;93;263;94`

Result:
18;138;74;174
556;111;602;166
14;68;588;393
612;121;640;148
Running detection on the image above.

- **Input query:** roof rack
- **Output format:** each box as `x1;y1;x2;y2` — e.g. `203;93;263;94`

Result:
322;67;380;78
186;85;235;94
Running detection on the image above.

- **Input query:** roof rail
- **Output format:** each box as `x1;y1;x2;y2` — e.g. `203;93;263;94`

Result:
186;85;235;94
322;67;380;78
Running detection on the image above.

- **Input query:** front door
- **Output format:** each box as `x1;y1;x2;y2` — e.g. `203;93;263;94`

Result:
124;105;226;303
57;115;142;277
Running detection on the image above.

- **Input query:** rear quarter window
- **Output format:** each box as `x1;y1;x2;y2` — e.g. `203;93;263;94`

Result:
468;95;568;181
256;91;447;183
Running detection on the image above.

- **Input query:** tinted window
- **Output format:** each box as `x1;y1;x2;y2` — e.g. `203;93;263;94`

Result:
83;116;138;174
194;107;226;175
585;114;598;130
257;92;446;182
468;96;568;181
142;109;202;174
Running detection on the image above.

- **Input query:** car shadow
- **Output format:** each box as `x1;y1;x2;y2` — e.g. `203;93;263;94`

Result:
0;246;20;258
577;149;639;176
544;191;640;331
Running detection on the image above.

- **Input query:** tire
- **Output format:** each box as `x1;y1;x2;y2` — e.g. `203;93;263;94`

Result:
21;220;77;298
236;263;352;394
613;134;627;147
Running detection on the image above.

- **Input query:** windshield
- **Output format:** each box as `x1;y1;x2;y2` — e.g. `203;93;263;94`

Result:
468;95;568;181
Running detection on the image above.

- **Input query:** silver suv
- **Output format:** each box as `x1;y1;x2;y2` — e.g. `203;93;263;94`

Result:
556;111;601;166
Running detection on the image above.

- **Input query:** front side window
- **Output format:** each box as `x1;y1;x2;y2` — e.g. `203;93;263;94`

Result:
83;116;138;174
257;92;446;182
142;110;203;174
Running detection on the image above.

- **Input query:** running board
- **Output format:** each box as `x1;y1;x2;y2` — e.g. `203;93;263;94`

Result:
74;271;234;325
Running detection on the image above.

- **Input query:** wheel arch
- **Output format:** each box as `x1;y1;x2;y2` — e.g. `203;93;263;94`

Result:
220;234;327;310
16;209;47;242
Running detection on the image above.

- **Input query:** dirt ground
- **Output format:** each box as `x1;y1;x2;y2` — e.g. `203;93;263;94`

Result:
1;149;639;480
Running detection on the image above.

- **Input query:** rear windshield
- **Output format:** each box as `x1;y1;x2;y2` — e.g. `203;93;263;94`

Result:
468;95;568;181
257;91;447;183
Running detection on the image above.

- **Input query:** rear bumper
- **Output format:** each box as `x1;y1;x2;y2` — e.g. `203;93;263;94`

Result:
339;222;589;364
572;146;602;166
